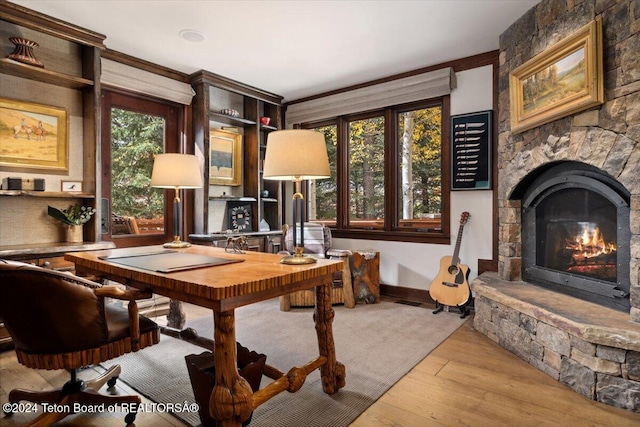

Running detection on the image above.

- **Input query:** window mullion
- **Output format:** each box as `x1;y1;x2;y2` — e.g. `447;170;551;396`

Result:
337;117;349;230
384;108;395;232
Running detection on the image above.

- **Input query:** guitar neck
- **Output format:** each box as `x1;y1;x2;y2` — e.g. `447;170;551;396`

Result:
451;223;465;266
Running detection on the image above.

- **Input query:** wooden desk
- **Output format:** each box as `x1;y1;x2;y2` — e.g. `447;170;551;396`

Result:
65;245;345;427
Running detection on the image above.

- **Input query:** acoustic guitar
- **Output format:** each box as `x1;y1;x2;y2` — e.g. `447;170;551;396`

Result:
429;212;471;316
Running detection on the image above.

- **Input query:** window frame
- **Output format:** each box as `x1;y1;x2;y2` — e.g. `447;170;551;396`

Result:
301;96;451;244
100;88;184;248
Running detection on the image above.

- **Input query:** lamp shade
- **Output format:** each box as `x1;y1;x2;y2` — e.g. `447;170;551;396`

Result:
150;153;202;188
263;130;330;181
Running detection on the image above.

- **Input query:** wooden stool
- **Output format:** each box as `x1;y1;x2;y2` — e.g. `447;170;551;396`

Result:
352;249;380;304
327;249;355;309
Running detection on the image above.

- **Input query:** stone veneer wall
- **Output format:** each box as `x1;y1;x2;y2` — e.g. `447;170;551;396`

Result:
471;0;640;413
497;0;640;321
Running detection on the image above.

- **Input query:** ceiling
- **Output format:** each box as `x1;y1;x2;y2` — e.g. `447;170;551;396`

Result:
12;0;539;102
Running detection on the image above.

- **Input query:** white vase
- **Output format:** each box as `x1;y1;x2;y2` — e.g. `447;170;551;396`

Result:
66;225;83;243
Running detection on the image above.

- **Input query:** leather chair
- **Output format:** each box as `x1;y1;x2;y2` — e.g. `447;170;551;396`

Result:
0;259;160;426
279;223;355;310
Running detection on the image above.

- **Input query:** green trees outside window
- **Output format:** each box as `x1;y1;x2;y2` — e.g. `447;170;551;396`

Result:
110;108;165;222
307;98;447;240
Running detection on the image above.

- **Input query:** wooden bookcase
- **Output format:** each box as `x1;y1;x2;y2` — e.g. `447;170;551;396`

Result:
0;2;106;248
189;70;284;236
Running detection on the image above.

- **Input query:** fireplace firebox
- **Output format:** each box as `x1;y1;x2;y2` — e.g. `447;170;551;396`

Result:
519;162;630;311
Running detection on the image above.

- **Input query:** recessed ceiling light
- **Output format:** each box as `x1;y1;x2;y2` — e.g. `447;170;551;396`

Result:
179;29;207;43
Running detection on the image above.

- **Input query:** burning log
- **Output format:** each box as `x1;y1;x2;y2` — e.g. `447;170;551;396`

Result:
565;222;616;266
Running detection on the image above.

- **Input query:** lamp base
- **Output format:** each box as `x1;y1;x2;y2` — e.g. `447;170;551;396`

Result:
163;239;191;249
280;254;317;265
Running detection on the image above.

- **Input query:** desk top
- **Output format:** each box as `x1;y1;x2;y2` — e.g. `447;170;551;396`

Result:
65;245;342;311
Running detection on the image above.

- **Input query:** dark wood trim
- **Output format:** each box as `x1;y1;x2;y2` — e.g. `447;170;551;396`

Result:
191;81;210;234
100;89;183;247
491;52;500;270
287;50;499;105
380;284;435;305
331;230;450;244
189;70;283;105
478;259;498;275
1;1;106;49
102;49;189;83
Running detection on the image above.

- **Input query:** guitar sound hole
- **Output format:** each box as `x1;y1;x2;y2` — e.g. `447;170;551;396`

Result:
447;265;459;276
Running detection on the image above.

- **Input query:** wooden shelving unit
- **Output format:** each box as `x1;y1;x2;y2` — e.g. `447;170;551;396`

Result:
0;2;106;246
190;70;284;236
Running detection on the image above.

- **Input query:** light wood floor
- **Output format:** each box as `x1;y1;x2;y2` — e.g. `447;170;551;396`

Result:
1;300;639;427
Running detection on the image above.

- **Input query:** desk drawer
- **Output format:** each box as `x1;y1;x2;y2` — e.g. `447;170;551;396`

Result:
21;256;75;272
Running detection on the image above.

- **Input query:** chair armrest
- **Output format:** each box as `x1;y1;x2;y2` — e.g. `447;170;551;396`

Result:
95;286;152;351
94;286;152;301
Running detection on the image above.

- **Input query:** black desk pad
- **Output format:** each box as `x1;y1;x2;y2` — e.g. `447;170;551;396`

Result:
99;250;243;273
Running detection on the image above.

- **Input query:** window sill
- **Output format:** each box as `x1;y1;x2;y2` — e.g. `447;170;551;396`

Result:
330;229;450;245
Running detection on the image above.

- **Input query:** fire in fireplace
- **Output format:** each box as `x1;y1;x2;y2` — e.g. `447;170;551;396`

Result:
565;222;616;280
518;162;630;311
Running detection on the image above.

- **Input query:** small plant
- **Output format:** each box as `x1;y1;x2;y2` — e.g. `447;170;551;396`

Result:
48;204;96;226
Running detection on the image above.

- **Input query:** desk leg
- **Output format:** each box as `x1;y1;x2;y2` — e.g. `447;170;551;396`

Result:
210;310;253;427
167;299;186;329
315;277;346;394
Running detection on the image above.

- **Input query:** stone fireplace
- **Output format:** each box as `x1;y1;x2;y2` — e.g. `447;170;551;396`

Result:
518;161;630;311
471;0;639;413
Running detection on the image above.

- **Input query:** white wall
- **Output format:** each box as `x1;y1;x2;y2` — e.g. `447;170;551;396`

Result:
333;65;495;290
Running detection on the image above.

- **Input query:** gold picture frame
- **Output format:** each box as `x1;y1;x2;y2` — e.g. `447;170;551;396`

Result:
509;18;603;134
0;98;68;171
209;128;242;186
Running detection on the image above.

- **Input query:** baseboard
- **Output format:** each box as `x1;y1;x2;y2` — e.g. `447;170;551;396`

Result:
380;283;475;311
380;284;435;304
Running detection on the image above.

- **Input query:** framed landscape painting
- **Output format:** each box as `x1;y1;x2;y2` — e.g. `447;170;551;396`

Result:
209;128;242;186
0;98;68;171
509;19;603;134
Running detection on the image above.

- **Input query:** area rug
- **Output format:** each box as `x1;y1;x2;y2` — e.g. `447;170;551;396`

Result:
107;299;467;427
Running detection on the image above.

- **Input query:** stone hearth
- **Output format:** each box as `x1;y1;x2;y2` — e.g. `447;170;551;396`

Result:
472;273;640;412
471;0;640;413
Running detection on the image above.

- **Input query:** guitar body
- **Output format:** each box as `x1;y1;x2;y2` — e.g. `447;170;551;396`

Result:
429;255;471;307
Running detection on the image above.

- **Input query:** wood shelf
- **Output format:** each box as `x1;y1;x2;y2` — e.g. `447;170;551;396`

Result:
208;196;257;202
209;112;256;127
0;58;94;89
0;190;95;198
260;124;278;132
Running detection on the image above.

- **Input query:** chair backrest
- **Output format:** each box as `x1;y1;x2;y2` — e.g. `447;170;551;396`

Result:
0;260;108;354
283;223;332;256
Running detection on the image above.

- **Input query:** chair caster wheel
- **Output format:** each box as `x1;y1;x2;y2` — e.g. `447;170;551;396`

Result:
107;376;118;388
125;412;137;425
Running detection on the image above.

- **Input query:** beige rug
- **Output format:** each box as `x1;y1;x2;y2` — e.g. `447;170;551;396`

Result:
108;298;467;426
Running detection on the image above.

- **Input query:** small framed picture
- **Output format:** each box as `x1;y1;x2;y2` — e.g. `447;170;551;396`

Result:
61;180;82;192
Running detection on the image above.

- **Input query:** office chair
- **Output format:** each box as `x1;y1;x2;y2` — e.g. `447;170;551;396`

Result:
0;259;160;426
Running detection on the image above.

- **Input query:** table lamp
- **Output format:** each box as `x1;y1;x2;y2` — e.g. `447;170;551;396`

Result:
263;130;330;264
151;153;202;248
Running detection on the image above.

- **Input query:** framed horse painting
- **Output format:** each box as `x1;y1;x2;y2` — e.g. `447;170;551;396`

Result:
0;98;68;171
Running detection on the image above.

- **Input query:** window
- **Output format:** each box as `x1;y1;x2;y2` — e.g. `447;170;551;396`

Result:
348;114;385;229
396;104;443;230
101;90;182;247
310;123;337;222
304;97;450;243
